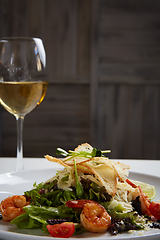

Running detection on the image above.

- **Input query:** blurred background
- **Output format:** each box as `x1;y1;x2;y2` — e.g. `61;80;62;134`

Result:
0;0;160;160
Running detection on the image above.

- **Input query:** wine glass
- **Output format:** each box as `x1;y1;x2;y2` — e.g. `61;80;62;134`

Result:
0;37;48;171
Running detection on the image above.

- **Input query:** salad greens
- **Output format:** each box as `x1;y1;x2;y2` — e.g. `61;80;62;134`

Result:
11;179;144;233
11;205;74;229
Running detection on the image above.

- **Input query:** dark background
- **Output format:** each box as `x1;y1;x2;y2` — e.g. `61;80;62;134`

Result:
0;0;160;160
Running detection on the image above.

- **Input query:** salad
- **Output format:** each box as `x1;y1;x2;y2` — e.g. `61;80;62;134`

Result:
0;143;160;238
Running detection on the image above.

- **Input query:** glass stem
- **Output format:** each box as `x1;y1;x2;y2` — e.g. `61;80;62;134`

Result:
16;116;24;171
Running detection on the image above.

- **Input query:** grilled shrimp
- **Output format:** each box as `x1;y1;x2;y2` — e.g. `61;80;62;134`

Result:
126;179;151;216
0;195;28;221
137;186;151;216
80;201;111;233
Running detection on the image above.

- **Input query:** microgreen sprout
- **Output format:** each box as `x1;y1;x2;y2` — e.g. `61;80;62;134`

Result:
56;148;69;157
56;147;111;159
74;159;84;198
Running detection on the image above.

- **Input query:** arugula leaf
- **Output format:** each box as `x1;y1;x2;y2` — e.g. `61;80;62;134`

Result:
61;173;70;182
92;148;102;157
44;181;57;191
25;183;43;206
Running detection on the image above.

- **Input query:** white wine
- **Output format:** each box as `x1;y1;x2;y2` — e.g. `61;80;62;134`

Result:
0;81;48;117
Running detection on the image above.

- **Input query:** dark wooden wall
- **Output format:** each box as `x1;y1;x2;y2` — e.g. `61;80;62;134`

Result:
0;0;160;160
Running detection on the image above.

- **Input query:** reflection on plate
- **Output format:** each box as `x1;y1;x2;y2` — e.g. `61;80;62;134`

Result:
0;168;160;240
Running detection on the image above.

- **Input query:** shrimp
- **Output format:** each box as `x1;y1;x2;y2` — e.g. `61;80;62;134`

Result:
126;179;151;216
0;195;29;222
80;201;111;233
137;186;151;216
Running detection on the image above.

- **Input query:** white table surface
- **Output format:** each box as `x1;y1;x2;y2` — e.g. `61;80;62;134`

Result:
0;157;159;177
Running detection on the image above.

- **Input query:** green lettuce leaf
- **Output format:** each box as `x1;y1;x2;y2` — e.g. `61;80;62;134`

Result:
11;204;75;229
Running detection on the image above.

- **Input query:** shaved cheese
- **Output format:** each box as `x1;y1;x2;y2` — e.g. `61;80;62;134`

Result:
86;163;117;196
63;156;93;166
80;173;103;187
45;167;75;191
109;160;129;181
113;181;137;212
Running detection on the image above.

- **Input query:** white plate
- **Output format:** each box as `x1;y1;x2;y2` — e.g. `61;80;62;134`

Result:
0;168;160;240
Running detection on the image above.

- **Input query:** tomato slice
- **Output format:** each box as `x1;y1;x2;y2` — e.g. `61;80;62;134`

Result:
149;202;160;220
65;199;95;208
47;222;75;238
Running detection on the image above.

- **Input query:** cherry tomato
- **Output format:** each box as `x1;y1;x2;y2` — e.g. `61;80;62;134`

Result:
149;202;160;220
47;222;75;238
65;199;95;208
